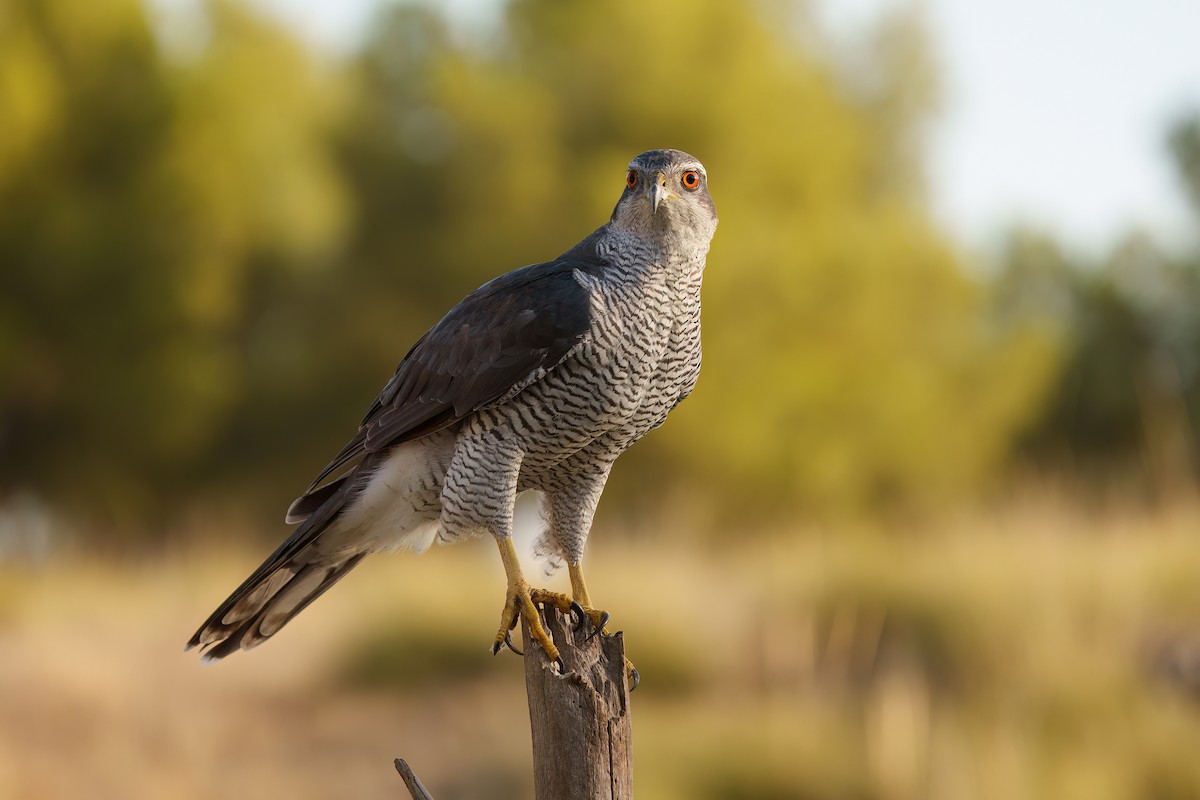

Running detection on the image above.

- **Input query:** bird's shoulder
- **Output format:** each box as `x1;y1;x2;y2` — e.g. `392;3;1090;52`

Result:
444;229;609;329
302;229;613;492
382;227;611;410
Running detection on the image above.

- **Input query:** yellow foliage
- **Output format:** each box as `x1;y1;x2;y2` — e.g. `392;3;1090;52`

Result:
0;0;1063;525
6;503;1200;797
336;0;1060;516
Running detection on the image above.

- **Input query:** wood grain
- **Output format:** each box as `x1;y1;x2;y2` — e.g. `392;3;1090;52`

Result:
522;607;634;800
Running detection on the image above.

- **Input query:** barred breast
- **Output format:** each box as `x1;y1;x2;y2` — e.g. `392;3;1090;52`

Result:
518;257;701;473
435;235;705;539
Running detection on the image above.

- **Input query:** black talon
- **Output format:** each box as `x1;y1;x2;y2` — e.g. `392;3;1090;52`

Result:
569;601;587;629
628;666;640;692
584;610;611;642
491;641;502;656
553;655;566;674
504;630;523;656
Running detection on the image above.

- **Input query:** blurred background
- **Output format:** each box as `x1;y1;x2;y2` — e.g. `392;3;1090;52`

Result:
3;0;1200;797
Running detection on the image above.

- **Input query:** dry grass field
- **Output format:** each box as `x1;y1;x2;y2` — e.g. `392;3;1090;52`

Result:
4;499;1200;799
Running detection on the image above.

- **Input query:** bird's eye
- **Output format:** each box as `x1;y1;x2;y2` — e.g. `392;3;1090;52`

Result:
681;170;700;190
626;170;638;188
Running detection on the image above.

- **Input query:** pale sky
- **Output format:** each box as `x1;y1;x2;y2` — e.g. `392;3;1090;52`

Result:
244;0;1200;251
828;0;1200;252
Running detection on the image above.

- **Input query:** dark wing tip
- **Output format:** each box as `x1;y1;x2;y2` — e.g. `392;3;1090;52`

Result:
285;476;350;524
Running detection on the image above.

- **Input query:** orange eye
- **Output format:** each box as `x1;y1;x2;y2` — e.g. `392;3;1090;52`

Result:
681;170;700;190
626;170;638;188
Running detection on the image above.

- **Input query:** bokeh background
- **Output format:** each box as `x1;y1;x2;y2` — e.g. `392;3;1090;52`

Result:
3;0;1200;797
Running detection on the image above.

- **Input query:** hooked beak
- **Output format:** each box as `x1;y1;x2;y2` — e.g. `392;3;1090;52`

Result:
647;172;669;214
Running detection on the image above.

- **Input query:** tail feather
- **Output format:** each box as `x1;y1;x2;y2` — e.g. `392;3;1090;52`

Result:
197;554;367;661
187;455;378;659
285;476;350;525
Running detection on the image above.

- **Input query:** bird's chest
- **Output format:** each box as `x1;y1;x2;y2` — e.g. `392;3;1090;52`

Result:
496;261;703;475
591;270;703;428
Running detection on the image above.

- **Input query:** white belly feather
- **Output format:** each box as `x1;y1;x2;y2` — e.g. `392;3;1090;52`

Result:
316;432;454;558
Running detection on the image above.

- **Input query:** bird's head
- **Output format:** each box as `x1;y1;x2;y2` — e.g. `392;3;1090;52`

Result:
610;149;718;250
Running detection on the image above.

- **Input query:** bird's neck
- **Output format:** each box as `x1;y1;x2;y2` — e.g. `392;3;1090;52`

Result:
598;225;709;274
592;227;705;315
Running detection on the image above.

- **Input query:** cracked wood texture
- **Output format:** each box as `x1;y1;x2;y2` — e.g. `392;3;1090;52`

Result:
521;606;634;800
394;759;435;800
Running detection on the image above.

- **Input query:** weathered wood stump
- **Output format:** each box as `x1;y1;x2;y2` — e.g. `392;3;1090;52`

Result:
522;606;634;800
394;758;434;800
397;606;633;799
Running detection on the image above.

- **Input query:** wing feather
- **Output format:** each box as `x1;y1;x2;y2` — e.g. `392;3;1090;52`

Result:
297;232;605;499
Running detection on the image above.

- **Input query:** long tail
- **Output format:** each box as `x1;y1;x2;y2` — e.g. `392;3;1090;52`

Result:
186;461;375;661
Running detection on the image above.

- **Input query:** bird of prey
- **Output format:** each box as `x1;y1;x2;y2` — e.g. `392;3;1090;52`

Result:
187;149;718;678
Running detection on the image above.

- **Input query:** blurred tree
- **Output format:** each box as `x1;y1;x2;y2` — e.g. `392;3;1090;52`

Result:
322;0;1058;521
999;113;1200;500
1169;113;1200;219
0;0;346;534
0;0;1069;539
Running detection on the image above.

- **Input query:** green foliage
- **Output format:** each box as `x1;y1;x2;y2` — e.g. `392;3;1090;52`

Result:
996;125;1200;498
0;0;1066;532
0;0;346;530
1169;114;1200;218
329;0;1058;520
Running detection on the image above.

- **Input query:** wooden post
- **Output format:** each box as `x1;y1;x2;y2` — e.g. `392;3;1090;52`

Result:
397;607;634;798
522;606;634;800
394;759;435;800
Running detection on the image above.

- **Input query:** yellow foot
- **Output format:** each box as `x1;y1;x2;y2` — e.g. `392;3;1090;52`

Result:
565;561;635;689
566;562;613;640
573;605;636;689
491;584;587;668
578;605;612;640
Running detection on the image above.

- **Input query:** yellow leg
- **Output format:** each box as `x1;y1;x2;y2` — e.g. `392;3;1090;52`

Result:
568;561;610;632
568;562;593;608
568;560;638;691
493;538;580;666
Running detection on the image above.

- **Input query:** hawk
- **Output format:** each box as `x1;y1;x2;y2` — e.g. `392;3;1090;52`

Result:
187;149;718;680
